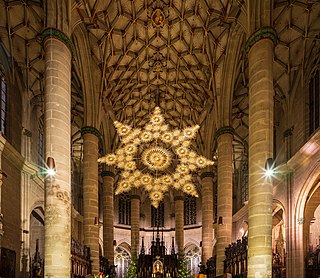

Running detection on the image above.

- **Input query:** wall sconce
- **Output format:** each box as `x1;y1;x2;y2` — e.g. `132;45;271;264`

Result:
46;157;56;176
264;157;274;177
218;216;223;225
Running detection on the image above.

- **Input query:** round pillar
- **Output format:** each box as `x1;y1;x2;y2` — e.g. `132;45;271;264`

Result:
174;195;184;256
246;28;276;278
102;170;115;264
43;28;72;277
216;128;234;275
201;172;214;264
81;127;100;273
131;194;140;259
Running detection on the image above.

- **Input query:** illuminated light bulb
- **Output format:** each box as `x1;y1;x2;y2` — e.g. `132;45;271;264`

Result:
133;171;141;178
184;174;192;181
172;140;180;146
173;130;180;137
125;155;133;162
173;182;181;189
153;132;161;138
133;138;141;145
188;164;196;171
117;155;125;162
145;184;153;191
182;141;190;147
265;169;274;177
125;162;136;171
173;173;181;180
161;132;173;143
141;174;152;185
122;171;130;178
160;125;168;131
128;176;136;183
177;147;188;156
146;124;153;131
47;168;55;177
140;131;153;142
118;162;125;168
189;152;196;158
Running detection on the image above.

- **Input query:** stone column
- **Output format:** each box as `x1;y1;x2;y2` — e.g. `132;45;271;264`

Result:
101;170;114;263
43;28;72;277
200;172;214;265
246;28;276;278
216;128;234;275
81;127;100;273
174;195;184;256
131;194;140;259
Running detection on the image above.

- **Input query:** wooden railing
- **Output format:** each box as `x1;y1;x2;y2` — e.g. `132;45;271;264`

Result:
224;237;248;277
223;237;286;278
71;238;91;277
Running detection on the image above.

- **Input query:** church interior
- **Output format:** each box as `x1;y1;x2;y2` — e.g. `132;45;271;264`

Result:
0;0;319;277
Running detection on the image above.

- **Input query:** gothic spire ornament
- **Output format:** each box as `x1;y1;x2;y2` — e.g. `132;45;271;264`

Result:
98;107;214;207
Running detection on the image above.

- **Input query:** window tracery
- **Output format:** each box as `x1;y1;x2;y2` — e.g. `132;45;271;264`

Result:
114;246;130;278
184;195;196;225
185;245;200;275
119;193;131;225
240;159;248;204
151;201;164;227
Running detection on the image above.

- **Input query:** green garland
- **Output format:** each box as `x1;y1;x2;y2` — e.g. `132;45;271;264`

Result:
176;255;192;278
124;257;138;278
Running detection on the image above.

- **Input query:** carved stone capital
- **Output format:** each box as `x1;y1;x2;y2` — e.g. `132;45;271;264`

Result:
245;27;278;55
41;28;73;56
81;126;101;138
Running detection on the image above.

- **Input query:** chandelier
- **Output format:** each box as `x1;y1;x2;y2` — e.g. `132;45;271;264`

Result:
98;107;213;207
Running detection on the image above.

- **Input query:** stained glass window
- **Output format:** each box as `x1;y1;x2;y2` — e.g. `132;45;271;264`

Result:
38;119;44;173
151;201;164;227
185;245;201;275
115;246;130;278
184;195;196;225
0;69;7;134
119;193;131;225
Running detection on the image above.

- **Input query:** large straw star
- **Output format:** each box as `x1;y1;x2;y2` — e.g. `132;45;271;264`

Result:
98;107;213;207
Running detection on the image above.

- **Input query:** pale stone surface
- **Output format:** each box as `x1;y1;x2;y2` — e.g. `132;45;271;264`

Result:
102;174;115;263
216;132;233;275
248;39;274;278
44;38;71;277
201;175;214;264
82;132;99;273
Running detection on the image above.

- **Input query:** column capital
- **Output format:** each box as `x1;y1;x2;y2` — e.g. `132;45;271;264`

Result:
101;171;115;178
81;126;101;138
245;27;278;55
215;126;234;139
200;171;215;180
41;28;73;56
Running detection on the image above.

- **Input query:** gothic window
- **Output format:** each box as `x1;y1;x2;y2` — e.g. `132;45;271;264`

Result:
184;195;196;225
38;118;44;173
151;201;164;227
119;193;131;225
185;245;201;276
240;159;249;204
0;68;7;135
114;246;130;278
309;68;320;135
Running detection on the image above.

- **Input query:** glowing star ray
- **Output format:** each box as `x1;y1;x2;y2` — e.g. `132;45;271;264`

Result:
98;107;214;207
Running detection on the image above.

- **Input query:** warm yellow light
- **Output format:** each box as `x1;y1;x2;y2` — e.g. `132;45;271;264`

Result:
98;107;213;207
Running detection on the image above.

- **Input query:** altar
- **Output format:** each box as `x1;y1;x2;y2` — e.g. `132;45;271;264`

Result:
137;229;177;278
